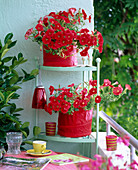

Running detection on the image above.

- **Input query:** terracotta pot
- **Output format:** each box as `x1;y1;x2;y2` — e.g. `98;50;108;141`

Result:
43;45;78;67
57;109;93;138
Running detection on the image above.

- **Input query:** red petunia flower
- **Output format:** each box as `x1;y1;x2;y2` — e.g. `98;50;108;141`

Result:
89;80;97;86
80;47;90;56
49;85;54;95
49;96;58;103
95;95;101;103
68;8;76;17
60;106;68;114
45;29;54;37
35;24;44;31
82;9;87;20
25;28;33;40
89;15;91;23
79;99;88;107
68;83;75;87
53;102;61;111
88;88;97;95
42;35;51;45
78;28;89;34
73;99;80;108
113;86;122;95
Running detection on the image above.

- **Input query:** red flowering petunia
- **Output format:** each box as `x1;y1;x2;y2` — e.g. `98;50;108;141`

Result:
80;47;90;56
49;96;58;103
89;80;97;86
35;24;44;31
60;106;68;114
54;31;63;40
82;9;87;20
68;83;75;87
66;92;73;98
57;94;64;101
113;86;122;95
45;103;54;115
79;99;88;107
78;28;89;34
25;28;33;40
45;29;54;37
53;102;61;111
89;15;91;23
95;95;101;103
49;85;54;95
88;88;97;95
42;35;51;45
73;99;80;108
68;8;76;17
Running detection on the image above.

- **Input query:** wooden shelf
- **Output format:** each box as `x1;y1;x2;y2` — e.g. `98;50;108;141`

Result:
40;65;97;72
38;132;95;143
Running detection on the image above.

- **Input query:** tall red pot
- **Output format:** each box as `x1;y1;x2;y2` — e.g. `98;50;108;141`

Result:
43;45;78;67
57;109;93;138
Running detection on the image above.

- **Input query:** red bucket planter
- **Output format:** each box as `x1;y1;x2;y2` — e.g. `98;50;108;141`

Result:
43;45;78;67
57;109;93;138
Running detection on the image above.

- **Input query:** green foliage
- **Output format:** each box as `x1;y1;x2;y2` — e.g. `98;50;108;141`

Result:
0;33;39;149
93;0;138;138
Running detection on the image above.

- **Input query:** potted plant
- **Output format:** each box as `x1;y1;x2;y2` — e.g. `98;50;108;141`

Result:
0;33;39;150
44;79;131;137
25;8;103;67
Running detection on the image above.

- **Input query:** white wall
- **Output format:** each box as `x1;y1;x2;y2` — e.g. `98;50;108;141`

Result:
0;0;94;152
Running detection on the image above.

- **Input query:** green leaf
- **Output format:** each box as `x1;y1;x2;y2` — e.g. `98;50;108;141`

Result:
4;33;13;44
11;85;22;91
14;108;24;112
21;122;30;129
1;49;9;58
9;75;19;85
6;91;15;103
18;53;23;59
30;69;39;76
21;130;27;138
0;91;5;101
3;56;13;62
8;40;17;48
33;126;41;136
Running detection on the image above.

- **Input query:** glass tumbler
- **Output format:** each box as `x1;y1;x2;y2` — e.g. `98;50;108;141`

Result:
6;132;22;155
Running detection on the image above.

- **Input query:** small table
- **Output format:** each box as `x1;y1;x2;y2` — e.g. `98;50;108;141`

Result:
0;151;94;170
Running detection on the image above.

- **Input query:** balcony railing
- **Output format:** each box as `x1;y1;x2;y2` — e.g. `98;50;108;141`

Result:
99;111;138;162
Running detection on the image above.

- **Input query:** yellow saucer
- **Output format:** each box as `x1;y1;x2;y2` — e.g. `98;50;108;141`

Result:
26;149;52;157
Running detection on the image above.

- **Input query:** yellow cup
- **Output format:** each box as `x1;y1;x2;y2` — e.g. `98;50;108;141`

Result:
33;140;46;153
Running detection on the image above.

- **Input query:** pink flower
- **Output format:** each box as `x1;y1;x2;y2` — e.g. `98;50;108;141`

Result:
103;79;111;86
115;154;124;159
117;135;130;146
125;84;131;90
114;58;119;63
